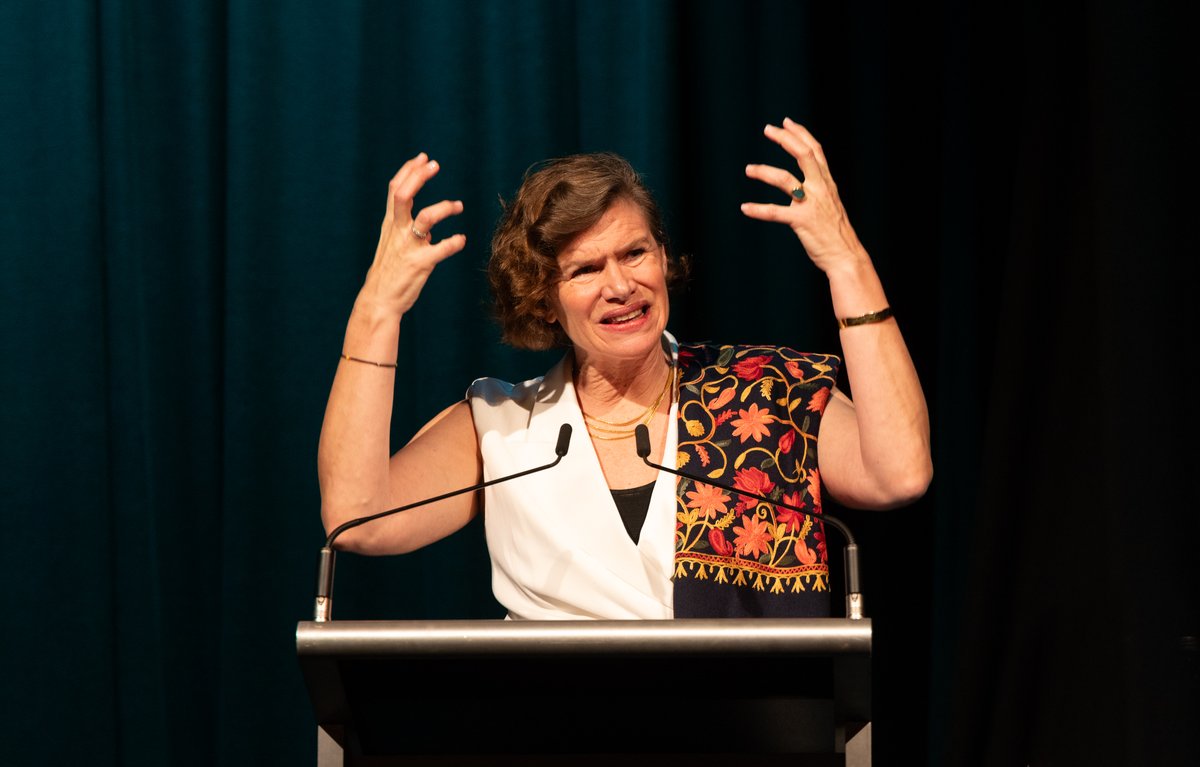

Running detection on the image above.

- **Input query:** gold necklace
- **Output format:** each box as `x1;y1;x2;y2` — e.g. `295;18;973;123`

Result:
580;364;675;440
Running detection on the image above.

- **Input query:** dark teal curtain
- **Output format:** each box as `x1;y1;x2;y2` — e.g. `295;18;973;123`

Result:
2;1;1195;765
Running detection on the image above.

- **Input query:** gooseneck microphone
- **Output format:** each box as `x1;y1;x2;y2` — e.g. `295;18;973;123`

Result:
634;424;864;619
314;423;573;622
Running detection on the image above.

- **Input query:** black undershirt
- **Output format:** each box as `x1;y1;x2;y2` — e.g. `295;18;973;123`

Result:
610;481;656;544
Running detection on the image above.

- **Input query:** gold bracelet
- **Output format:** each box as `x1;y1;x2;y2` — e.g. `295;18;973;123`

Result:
837;306;893;329
341;353;398;368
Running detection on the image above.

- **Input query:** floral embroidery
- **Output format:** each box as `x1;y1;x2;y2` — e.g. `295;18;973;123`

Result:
708;527;734;556
673;343;840;600
776;491;807;533
685;482;732;519
732;355;772;381
808;387;831;413
778;429;796;454
731;403;776;443
732;513;774;558
732;467;774;510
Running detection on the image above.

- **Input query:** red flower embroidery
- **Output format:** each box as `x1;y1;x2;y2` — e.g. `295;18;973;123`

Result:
732;514;774;559
731;403;774;443
732;355;771;381
778;429;796;454
708;528;734;556
776;491;807;532
733;467;775;511
813;526;828;563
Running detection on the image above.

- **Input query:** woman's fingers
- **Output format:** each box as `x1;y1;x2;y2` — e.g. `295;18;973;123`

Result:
411;199;465;242
410;199;468;264
382;152;432;226
742;121;865;270
374;154;465;263
425;231;468;266
393;155;442;212
742;162;808;224
763;118;838;194
780;117;830;169
763;122;817;179
745;162;804;199
364;153;469;318
383;152;446;230
740;200;794;223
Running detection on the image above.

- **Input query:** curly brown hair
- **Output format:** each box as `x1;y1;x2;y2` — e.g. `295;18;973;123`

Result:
488;152;685;350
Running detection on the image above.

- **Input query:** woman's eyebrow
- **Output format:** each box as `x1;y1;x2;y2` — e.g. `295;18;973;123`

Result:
618;236;654;252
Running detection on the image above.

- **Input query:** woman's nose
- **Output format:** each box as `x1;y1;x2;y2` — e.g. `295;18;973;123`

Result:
599;260;632;300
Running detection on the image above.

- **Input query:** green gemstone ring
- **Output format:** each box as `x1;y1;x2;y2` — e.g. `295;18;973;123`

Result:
790;185;806;201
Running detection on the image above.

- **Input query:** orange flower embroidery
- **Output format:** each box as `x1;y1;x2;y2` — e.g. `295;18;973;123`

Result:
686;482;732;519
807;387;831;413
707;386;736;410
793;538;818;564
731;402;775;443
732;514;774;559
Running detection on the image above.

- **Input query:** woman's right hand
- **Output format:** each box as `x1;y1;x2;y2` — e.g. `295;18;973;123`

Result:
359;152;467;319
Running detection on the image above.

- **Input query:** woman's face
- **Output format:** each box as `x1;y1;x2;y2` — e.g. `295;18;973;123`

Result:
548;197;670;368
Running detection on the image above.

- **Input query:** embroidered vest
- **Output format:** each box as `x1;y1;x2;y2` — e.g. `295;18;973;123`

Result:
672;343;840;618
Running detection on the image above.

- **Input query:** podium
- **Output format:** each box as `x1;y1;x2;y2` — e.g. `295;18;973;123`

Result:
297;618;872;766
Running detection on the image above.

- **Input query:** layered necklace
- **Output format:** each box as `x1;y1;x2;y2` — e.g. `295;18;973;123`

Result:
579;362;676;441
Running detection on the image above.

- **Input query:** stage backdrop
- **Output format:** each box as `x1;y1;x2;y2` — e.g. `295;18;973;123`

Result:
1;1;1194;765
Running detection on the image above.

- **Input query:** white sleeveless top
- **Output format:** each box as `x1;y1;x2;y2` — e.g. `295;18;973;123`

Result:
466;343;678;620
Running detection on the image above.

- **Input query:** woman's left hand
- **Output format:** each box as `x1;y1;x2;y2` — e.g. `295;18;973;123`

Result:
741;118;868;275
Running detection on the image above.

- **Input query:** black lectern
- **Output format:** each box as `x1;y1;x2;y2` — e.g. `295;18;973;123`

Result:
297;618;872;766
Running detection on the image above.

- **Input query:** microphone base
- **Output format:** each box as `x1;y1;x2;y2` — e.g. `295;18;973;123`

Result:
314;597;332;623
846;593;865;620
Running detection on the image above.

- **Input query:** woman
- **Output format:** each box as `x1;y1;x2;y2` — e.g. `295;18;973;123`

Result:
318;119;932;619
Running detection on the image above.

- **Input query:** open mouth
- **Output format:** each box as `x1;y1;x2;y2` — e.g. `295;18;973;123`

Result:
600;306;648;325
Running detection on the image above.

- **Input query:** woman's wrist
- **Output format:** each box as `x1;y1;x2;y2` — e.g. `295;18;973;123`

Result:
351;275;407;327
825;256;889;319
343;291;404;359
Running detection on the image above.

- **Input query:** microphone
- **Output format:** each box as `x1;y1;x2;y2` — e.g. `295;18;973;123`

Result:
635;424;864;620
314;423;573;622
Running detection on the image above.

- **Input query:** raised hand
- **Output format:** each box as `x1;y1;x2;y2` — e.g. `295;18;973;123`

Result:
361;152;467;319
741;118;868;276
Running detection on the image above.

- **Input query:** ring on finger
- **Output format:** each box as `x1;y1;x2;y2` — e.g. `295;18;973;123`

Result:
411;223;430;241
790;184;806;202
